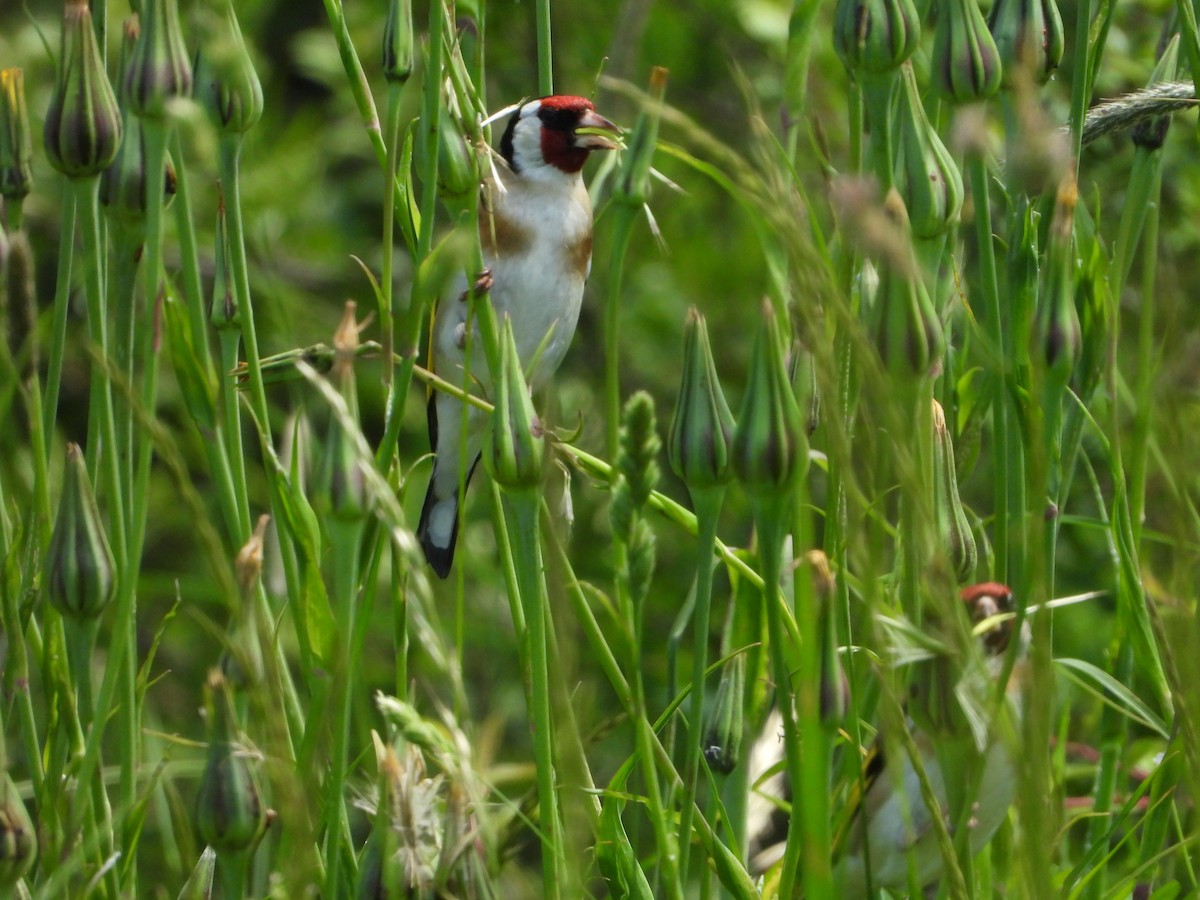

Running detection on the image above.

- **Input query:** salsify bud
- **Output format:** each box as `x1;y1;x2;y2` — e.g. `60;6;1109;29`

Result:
932;400;978;583
894;62;964;238
833;0;921;75
615;67;667;207
0;68;34;201
668;307;735;490
316;303;369;521
485;316;544;491
931;0;1002;103
44;1;123;179
125;0;193;120
195;670;269;853
733;301;807;496
0;770;36;888
47;444;117;620
208;196;239;330
988;0;1064;86
101;18;179;230
437;107;480;207
872;191;945;376
703;653;745;775
356;733;402;899
1034;176;1080;382
193;0;264;135
5;229;38;378
176;847;217;900
382;0;414;84
220;515;269;690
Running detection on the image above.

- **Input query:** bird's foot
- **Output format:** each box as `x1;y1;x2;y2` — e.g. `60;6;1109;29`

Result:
459;268;494;302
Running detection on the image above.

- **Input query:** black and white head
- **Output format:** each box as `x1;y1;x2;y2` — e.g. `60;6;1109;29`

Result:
961;581;1028;665
498;95;620;180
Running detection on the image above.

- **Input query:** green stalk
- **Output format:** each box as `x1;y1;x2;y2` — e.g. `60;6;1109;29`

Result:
219;135;272;446
323;517;365;896
42;194;77;450
505;491;564;897
677;486;724;882
966;155;1008;581
755;507;807;898
535;0;554;95
604;209;638;461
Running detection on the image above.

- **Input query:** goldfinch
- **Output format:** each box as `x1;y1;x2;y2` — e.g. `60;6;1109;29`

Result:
748;582;1028;896
417;96;620;578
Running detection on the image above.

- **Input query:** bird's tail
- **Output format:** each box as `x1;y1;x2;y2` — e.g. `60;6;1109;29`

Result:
417;476;460;579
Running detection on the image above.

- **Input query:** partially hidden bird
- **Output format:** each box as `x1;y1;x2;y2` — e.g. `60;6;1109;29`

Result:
747;582;1028;896
418;95;620;578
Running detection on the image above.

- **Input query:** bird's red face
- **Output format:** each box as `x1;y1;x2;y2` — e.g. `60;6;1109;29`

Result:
960;582;1015;655
500;95;620;176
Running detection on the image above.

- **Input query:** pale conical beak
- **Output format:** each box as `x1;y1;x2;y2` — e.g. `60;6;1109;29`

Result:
574;110;621;150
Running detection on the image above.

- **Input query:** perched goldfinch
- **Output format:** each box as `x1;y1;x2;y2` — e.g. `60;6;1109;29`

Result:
748;582;1028;896
417;96;620;578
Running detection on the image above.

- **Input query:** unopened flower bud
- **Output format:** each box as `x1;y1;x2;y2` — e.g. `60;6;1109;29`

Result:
703;653;745;775
195;671;269;854
733;301;807;495
486;316;544;491
932;400;977;583
101;19;179;230
872;191;945;376
193;0;264;135
932;0;1002;103
317;304;369;521
615;67;667;207
0;68;34;201
221;515;269;689
437;109;480;206
988;0;1064;86
668;308;735;490
382;0;414;85
124;0;192;120
834;0;921;75
208;197;239;330
176;847;217;900
894;63;963;238
47;444;117;620
44;1;123;179
1035;177;1080;381
0;770;36;888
